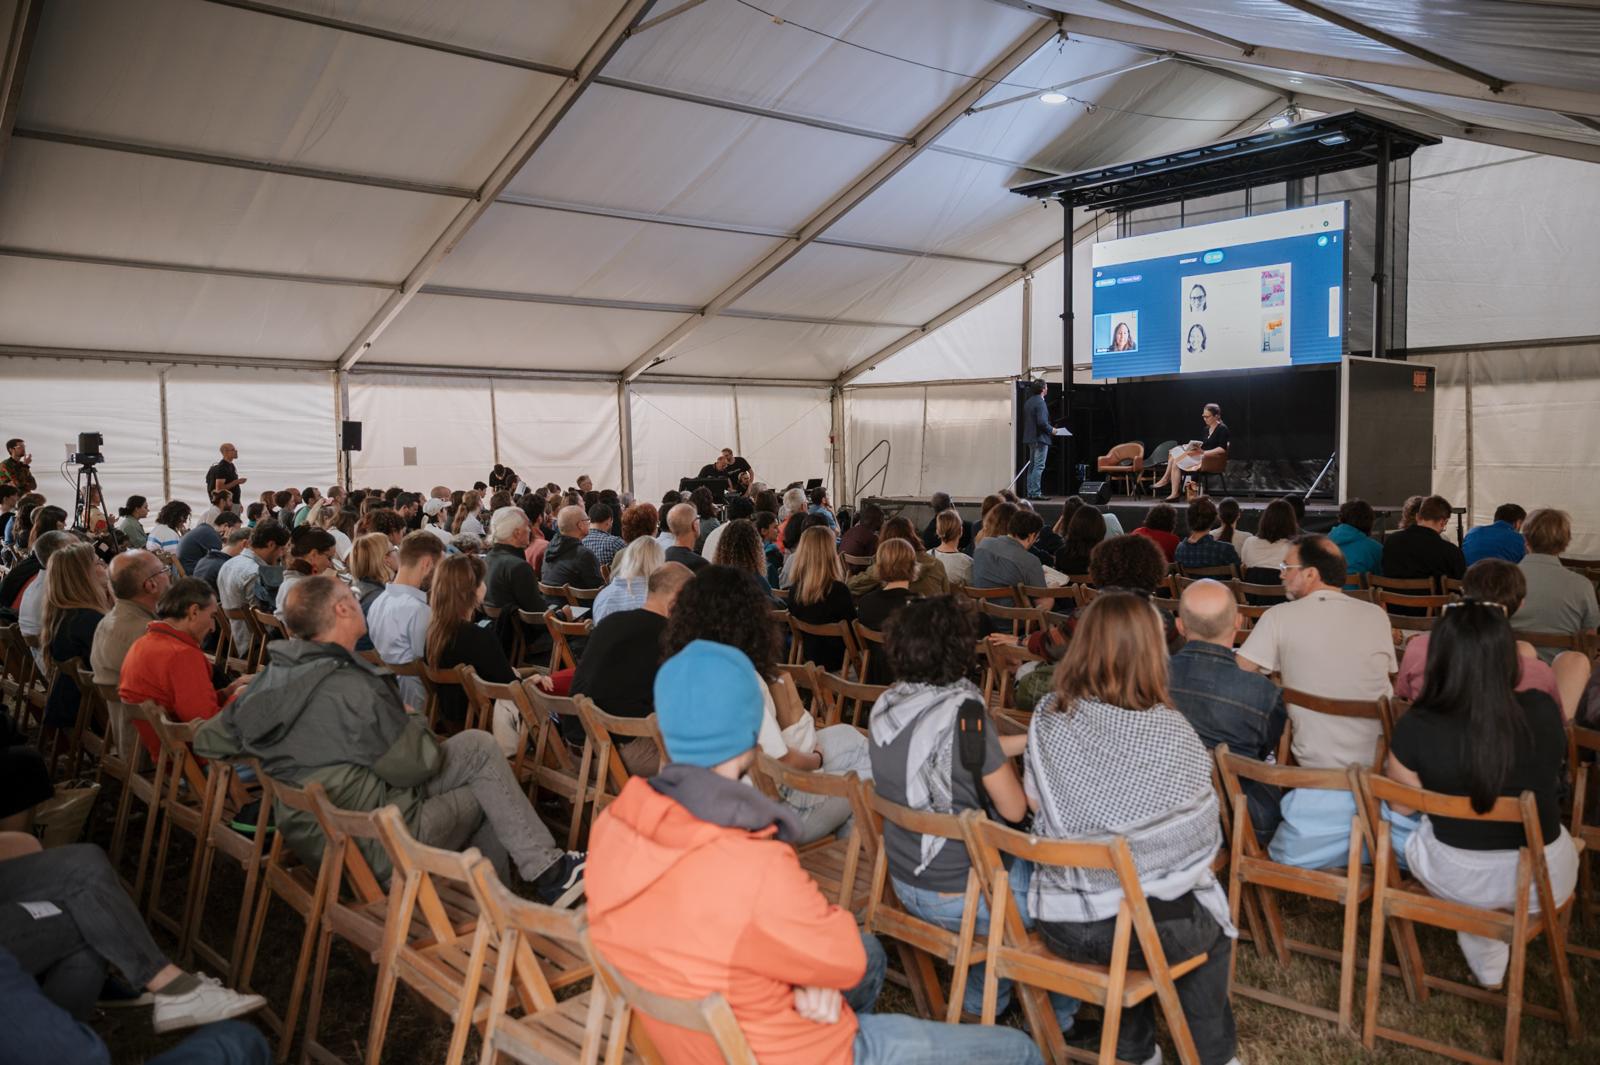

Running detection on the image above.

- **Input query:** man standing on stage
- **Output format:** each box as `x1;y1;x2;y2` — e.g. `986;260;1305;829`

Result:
1022;379;1053;500
206;443;247;505
1;438;35;493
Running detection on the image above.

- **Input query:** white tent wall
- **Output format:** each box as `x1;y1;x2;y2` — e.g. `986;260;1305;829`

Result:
0;357;164;510
629;382;738;506
347;373;496;493
163;365;338;514
857;282;1023;385
842;381;1011;501
491;379;623;492
733;386;835;498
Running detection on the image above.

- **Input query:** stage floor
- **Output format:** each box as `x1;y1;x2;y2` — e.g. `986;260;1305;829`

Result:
863;494;1400;537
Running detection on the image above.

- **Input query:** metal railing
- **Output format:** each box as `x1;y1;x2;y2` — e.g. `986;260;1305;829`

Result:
853;438;890;506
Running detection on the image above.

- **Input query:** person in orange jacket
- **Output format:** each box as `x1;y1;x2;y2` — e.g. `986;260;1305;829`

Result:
118;578;249;762
584;639;1042;1065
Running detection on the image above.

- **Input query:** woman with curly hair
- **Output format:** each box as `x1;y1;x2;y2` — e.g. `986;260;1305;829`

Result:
712;518;775;594
618;502;658;544
664;565;870;843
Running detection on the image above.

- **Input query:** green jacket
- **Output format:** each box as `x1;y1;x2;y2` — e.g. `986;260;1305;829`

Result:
194;639;440;881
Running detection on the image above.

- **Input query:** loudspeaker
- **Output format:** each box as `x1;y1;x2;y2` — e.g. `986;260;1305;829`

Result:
341;420;363;452
1078;480;1113;505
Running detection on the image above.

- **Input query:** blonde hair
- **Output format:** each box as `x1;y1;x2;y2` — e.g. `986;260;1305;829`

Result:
611;536;665;583
935;509;963;544
41;542;112;668
790;525;843;607
1051;591;1170;712
974;501;1017;546
875;538;917;583
1523;508;1571;556
452;491;482;534
349;532;393;585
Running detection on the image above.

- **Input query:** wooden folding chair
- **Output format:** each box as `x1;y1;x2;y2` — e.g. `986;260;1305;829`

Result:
1566;724;1600;949
1377;590;1455;617
184;754;272;986
302;793;398;1065
856;783;985;1023
1278;689;1394;768
480;674;594;852
223;607;266;672
567;586;603;607
1368;574;1437;596
251;607;288;664
585;928;757;1065
368;808;494;1065
1016;584;1062;608
1179;564;1239;580
752;755;871;912
981;638;1043;712
1516;629;1592;658
965;817;1210;1065
538;581;568;602
105;696;165;902
785;615;862;678
851;621;885;680
422;663;470;728
1389;614;1435;648
1215;747;1380;1035
841;552;875;575
1358;771;1581;1065
383;659;440;725
469;862;626;1065
959;584;1015;606
813;670;886;729
0;623;46;728
1232;580;1289;606
64;662;108;779
144;711;217;957
575;696;665;817
545;613;591;673
775;661;826;723
979;599;1044;638
237;772;337;1063
1342;587;1380;604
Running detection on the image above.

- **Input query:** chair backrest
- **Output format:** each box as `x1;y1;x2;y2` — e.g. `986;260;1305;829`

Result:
981;639;1043;710
1516;629;1590;655
775;661;826;719
145;705;214;812
958;584;1013;602
1102;441;1144;467
1569;726;1600;856
1368;574;1437;595
307;785;389;905
851;621;886;679
1377;590;1454;616
1278;688;1393;764
583;929;758;1065
566;586;603;605
371;805;486;962
537;581;566;600
784;614;861;675
1231;580;1287;602
575;695;664;810
813;669;887;728
1015;584;1059;606
1215;746;1368;864
1180;564;1238;580
467;859;586;1022
545;612;592;673
978;598;1043;637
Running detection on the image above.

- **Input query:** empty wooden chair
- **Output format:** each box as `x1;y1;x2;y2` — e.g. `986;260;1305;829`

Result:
144;711;214;953
980;639;1043;712
1358;770;1581;1065
187;756;273;987
585;928;756;1065
105;697;166;903
575;695;665;818
965;816;1211;1065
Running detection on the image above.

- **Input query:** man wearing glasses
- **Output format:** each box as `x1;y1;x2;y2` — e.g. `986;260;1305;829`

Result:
91;549;173;688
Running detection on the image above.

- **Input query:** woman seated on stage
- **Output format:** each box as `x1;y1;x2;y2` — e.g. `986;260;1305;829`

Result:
1151;402;1231;501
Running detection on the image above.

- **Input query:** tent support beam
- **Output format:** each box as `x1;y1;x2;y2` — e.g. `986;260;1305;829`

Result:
0;0;41;180
1090;0;1256;56
628;0;708;36
618;380;634;494
0;245;399;290
1269;0;1506;91
619;16;1064;382
417;283;923;329
337;0;656;372
496;193;1027;267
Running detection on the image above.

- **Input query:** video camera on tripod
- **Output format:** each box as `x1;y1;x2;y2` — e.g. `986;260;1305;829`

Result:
71;431;116;561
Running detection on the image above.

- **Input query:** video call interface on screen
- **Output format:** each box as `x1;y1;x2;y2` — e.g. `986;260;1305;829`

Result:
1089;201;1347;380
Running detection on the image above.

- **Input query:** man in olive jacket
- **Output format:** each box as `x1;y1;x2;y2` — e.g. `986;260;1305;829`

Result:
194;574;583;902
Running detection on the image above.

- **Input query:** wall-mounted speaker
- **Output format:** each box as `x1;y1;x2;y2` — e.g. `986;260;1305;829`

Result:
341;420;363;452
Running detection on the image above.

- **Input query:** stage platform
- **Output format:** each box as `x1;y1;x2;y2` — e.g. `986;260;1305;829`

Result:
863;494;1407;539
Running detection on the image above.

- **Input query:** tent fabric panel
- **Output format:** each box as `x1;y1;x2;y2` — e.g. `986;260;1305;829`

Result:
920;382;1013;498
163;365;338;515
843;386;926;501
1408;352;1467;525
852;280;1024;384
0;258;389;360
347;373;496;492
430;203;781;306
367;295;690;372
728;243;1011;327
259;0;625;71
23;0;565;189
1408;139;1600;348
0;138;459;282
503;83;890;232
733;386;834;499
603;0;1039;141
655;317;910;381
491;379;623;493
629;382;738;505
1028;238;1097;374
0;357;165;509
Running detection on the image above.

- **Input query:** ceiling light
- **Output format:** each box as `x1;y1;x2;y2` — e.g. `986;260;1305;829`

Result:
1267;115;1291;129
1288;77;1304;85
1318;133;1350;145
1039;91;1069;105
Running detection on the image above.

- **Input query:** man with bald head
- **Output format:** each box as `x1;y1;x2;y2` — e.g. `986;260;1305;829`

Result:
1170;579;1287;840
663;502;708;572
91;549;172;687
541;504;603;588
205;443;246;505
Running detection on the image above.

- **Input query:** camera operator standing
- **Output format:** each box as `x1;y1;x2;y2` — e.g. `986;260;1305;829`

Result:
1;438;35;493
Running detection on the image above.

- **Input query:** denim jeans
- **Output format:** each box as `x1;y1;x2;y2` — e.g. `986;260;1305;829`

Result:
1039;893;1236;1065
150;1021;272;1065
849;933;1042;1065
893;861;1080;1030
1026;443;1051;498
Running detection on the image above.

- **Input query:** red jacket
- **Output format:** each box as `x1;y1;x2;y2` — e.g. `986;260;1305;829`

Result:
1134;526;1180;563
585;775;865;1065
119;622;224;761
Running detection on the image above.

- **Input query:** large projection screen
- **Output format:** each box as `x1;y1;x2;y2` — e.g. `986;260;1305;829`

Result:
1090;202;1348;380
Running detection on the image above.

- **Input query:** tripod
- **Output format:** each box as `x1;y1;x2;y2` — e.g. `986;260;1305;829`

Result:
72;462;117;559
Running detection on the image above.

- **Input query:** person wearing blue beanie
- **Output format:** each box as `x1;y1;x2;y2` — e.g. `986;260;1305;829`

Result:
652;639;764;768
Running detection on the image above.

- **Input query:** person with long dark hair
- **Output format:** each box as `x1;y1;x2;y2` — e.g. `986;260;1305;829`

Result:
116;495;150;549
1054;504;1106;576
1385;600;1577;989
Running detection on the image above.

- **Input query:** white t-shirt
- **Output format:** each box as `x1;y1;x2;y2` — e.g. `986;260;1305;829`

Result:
1237;589;1397;769
700;522;728;562
934;548;973;586
1239;536;1291;573
458;514;485;539
329;528;353;561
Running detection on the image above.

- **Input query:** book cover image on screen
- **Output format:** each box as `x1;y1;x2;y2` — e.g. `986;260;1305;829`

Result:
1089;202;1346;380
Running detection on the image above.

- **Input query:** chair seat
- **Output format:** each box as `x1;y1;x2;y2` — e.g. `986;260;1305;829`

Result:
489;990;640;1064
1003;935;1208;1007
797;837;872;912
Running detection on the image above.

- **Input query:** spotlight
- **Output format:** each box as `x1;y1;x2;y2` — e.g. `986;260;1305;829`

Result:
1268;115;1291;129
1318;133;1350;146
1039;91;1068;105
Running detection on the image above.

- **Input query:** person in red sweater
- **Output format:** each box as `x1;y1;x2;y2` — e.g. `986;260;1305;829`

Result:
119;578;249;761
584;639;1041;1065
1132;502;1180;564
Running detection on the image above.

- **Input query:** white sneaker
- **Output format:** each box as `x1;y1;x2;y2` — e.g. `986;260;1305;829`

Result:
1138;1049;1163;1065
151;973;266;1034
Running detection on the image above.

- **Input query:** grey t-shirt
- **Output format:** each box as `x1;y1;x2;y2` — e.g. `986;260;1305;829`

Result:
869;698;1006;893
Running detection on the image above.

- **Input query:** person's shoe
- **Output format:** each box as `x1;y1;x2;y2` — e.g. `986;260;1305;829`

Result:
532;851;586;908
96;974;154;1009
1137;1048;1163;1065
150;974;266;1034
1062;1016;1103;1048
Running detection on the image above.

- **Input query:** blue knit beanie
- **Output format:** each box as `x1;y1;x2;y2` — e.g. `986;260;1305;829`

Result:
654;640;764;768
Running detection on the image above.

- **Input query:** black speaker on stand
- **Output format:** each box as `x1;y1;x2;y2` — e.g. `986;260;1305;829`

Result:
340;420;362;493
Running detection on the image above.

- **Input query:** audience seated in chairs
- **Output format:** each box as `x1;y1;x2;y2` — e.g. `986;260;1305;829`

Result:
663;502;709;573
1381;494;1466;585
425;555;519;745
367;531;445;709
590;534;663;623
194;574;584;902
1132;503;1180;564
930;508;972;587
1328;497;1383;586
586;639;1044;1065
193;525;249;592
1174;496;1241;572
787;526;857;672
482;506;554;655
1238;498;1298;583
1053;502;1105;576
217;521;288;656
848;516;949;600
580;501;626;568
542;504;603;589
90;549;169;688
1463;502;1528;566
40;542;111;736
1512;507;1599;663
971;510;1052;612
920;491;973;554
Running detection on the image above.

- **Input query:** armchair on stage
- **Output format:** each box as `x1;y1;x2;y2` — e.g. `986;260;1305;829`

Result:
1095;442;1144;496
1098;439;1230;499
1186;448;1230;495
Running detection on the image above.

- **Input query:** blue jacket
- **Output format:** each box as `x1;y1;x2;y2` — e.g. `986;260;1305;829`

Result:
1462;520;1526;565
1328;522;1382;583
1022;392;1052;446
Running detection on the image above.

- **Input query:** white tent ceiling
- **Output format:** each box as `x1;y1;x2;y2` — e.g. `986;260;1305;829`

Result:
0;0;1596;385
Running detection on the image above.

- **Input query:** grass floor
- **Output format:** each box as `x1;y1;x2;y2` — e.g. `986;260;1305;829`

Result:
91;791;1600;1065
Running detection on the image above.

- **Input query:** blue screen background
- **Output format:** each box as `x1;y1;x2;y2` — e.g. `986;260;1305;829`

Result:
1091;220;1346;379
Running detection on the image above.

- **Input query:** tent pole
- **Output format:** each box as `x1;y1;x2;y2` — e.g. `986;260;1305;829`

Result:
1060;200;1075;496
158;367;172;502
617;380;634;497
1372;134;1391;360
